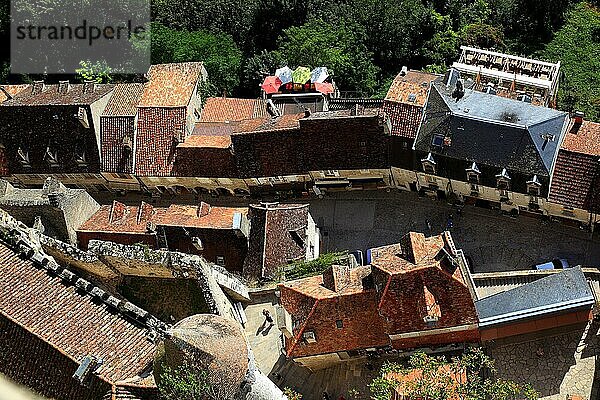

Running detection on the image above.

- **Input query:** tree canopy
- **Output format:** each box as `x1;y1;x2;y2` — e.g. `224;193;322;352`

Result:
369;349;538;400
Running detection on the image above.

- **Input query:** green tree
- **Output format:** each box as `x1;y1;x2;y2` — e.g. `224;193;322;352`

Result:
459;23;506;50
157;363;216;400
542;2;600;121
369;348;538;400
150;23;242;96
75;60;112;83
273;19;379;95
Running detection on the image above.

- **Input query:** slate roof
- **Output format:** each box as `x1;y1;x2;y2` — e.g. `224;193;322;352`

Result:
1;83;114;106
475;267;594;327
200;97;267;122
138;62;204;108
414;76;568;176
103;83;144;116
0;241;157;386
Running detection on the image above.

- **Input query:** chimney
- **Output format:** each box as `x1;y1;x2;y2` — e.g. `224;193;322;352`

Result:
83;80;95;94
574;111;584;125
322;265;351;292
400;66;408;76
304;109;311;118
197;201;211;217
32;81;45;95
58;80;70;94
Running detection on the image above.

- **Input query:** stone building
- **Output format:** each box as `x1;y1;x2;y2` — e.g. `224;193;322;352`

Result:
548;118;600;227
277;231;479;370
0;80;114;190
77;201;250;273
0;177;99;244
243;203;320;280
411;69;569;215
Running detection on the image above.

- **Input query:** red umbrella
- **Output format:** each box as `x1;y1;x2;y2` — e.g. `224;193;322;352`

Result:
314;82;334;95
261;76;282;94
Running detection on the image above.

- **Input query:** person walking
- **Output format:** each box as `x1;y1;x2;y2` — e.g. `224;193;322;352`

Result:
262;309;274;326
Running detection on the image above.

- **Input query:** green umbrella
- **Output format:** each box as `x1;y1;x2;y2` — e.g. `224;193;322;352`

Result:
292;66;311;84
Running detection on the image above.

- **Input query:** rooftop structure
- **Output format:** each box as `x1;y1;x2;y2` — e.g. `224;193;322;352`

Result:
0;177;99;244
414;70;568;178
549;119;600;212
476;267;594;340
0;209;166;399
452;46;561;107
243;203;319;280
77;201;249;272
278;231;478;370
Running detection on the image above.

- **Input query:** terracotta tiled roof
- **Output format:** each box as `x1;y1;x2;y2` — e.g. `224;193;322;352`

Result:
179;135;232;148
157;203;247;229
103;83;144;116
0;241;157;386
201;97;267;122
1;83;114;106
370;232;448;275
78;201;160;234
192;121;238;136
549;150;600;210
561;120;600;156
138;62;204;107
79;201;246;233
279;232;479;358
382;100;424;139
243;203;309;279
134;107;186;176
234;113;304;134
385;71;437;106
0;84;29;102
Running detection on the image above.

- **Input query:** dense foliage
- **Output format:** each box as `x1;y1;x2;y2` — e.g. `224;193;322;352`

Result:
542;2;600;120
278;251;348;281
369;348;538;400
1;0;600;117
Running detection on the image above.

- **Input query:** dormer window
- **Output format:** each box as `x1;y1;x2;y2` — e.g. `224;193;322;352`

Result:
17;147;30;168
75;149;88;169
421;153;436;175
408;93;417;103
466;162;480;184
431;134;444;147
422;286;441;328
527;175;541;196
496;168;511;200
45;146;60;168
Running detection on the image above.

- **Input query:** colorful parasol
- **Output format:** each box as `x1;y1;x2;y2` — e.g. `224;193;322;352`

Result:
261;76;282;94
292;66;311;84
314;82;334;95
310;67;329;83
275;66;293;85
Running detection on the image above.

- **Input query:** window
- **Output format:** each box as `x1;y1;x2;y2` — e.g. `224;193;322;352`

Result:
466;162;480;184
421;153;436;175
496;168;511;194
17;147;30;168
527;175;541;196
216;256;225;266
45;146;60;168
335;320;343;329
324;170;339;177
431;134;444;147
408;93;417;103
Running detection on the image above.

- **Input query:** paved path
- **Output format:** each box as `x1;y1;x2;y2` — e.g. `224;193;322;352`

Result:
308;191;600;273
94;189;600;273
243;291;283;376
488;321;600;400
